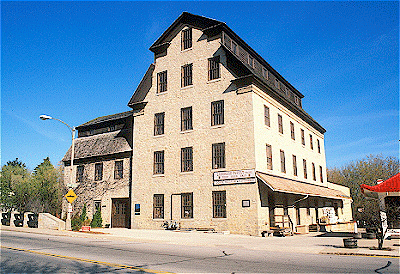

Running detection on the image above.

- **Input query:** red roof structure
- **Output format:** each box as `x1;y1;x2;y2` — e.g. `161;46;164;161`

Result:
361;173;400;193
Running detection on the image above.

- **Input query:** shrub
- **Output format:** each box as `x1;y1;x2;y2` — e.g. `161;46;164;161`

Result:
90;208;103;228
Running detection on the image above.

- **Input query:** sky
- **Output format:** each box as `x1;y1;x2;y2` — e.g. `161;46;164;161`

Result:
1;1;399;170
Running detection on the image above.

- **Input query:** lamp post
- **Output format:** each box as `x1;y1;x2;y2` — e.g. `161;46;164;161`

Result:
40;114;76;230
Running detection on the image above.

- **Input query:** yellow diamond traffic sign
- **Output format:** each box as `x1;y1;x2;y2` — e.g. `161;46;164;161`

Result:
65;189;77;203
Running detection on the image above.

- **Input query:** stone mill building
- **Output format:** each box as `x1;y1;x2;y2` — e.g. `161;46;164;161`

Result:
62;12;353;235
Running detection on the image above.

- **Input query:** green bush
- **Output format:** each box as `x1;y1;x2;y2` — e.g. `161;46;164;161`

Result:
71;214;82;231
90;208;103;228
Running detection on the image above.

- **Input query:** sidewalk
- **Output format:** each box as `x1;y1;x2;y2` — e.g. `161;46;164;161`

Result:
1;225;399;257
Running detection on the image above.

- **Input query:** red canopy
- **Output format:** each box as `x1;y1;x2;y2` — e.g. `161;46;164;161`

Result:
361;173;400;193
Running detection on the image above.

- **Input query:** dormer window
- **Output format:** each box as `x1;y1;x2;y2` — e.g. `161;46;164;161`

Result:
182;28;192;50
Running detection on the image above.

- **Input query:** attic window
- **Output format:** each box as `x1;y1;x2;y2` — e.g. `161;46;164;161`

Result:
182;28;192;50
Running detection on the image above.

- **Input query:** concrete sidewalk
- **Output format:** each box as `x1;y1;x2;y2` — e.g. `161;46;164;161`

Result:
1;225;399;257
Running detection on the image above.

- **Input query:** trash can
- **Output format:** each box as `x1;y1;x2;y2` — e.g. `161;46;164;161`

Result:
343;238;358;248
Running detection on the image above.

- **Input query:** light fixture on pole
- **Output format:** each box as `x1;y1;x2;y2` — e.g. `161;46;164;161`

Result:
40;114;76;230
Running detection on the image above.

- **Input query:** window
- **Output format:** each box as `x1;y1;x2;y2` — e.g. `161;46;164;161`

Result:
232;41;238;54
303;159;307;179
248;55;254;67
278;114;283;134
310;134;314;150
319;165;323;183
211;100;224;126
157;71;167;93
181;64;193;87
76;165;84;182
212;142;225;169
208;56;220;80
301;129;305;146
213;191;226;218
290;121;295;140
154;112;165;136
181;147;193;172
262;67;268;79
94;200;101;212
274;79;280;88
114;160;123;179
154;151;164;175
264;106;270;127
153;194;164;219
292;155;297;176
317;139;321;153
181;107;193;131
94;163;103;181
312;163;316;181
181;28;192;50
181;193;193;218
280;150;286;173
266;144;273;170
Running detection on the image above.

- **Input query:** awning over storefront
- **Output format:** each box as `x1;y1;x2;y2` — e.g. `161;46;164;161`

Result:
256;171;351;200
360;173;400;193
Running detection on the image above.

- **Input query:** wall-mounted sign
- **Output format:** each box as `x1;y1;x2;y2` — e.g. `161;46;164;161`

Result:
213;169;256;185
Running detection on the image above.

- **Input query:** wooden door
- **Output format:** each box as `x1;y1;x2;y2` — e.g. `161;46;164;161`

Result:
112;198;130;228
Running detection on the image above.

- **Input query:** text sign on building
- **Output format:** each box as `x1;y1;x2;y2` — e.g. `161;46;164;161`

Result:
213;169;256;185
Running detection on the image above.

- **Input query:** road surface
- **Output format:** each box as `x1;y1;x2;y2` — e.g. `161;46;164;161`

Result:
1;230;398;273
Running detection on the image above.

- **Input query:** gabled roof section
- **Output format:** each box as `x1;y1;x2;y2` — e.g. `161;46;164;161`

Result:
150;12;223;53
77;110;133;129
128;63;154;109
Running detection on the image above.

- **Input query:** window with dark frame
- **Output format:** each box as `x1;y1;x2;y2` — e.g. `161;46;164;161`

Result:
211;100;224;126
181;193;193;218
280;150;286;173
153;194;164;219
181;64;193;87
301;129;305;146
278;114;283;134
153;151;164;175
181;28;192;50
208;56;220;80
181;107;193;131
310;134;314;150
312;163;316;181
319;165;323;183
212;142;225;169
317;139;321;153
94;200;101;212
157;71;167;93
94;163;103;181
114;160;123;179
154;112;165;136
264;106;270;127
181;147;193;172
290;121;295;140
266;144;273;170
292;155;297;176
76;165;84;182
213;191;226;218
303;159;307;179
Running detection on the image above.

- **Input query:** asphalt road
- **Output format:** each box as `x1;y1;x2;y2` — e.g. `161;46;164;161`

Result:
1;230;398;273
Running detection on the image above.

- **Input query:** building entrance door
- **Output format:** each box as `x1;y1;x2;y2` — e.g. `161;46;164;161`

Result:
111;198;130;228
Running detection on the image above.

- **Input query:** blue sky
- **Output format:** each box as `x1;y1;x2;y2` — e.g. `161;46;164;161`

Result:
1;1;399;170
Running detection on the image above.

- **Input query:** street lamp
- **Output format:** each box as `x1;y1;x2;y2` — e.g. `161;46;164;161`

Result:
40;114;76;230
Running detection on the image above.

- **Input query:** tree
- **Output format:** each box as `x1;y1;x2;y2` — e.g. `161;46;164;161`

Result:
91;208;103;228
0;157;65;216
31;157;66;216
0;158;31;211
327;154;399;249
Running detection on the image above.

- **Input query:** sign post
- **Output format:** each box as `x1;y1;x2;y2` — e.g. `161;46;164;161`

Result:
65;189;77;230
